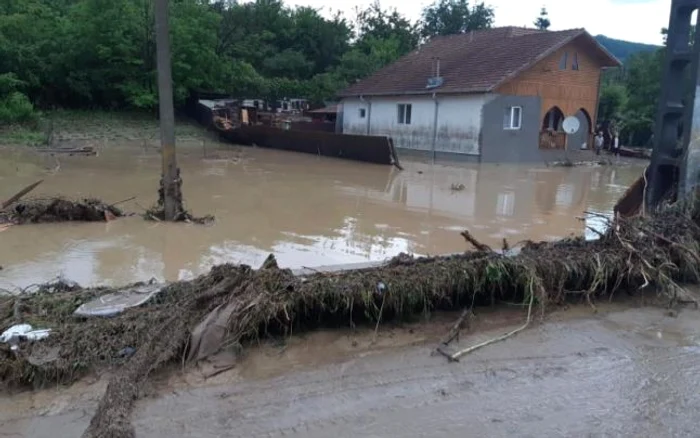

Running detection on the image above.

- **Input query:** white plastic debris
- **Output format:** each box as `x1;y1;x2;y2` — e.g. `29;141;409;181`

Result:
1;324;51;351
73;283;164;317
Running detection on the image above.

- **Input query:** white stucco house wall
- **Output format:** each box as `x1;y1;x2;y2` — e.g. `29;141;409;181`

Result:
337;27;620;162
342;95;488;156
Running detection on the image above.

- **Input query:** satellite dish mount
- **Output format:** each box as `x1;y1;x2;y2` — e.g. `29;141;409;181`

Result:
561;116;581;161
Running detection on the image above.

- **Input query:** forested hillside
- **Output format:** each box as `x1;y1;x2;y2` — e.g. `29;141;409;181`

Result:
594;35;660;63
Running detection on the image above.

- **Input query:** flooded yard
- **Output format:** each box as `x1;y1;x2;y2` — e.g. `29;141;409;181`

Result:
0;142;643;290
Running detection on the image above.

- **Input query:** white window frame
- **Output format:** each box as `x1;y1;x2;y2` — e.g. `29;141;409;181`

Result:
503;106;522;130
397;103;412;125
359;108;366;118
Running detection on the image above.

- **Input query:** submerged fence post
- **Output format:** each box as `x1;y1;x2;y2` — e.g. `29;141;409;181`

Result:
155;0;182;220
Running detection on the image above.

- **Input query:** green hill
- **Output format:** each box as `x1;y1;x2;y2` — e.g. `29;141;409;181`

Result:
594;35;661;63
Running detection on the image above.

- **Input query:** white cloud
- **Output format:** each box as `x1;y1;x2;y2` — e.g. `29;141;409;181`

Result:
276;0;671;45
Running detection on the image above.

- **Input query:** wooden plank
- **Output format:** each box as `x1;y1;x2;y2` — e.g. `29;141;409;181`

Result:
2;180;44;209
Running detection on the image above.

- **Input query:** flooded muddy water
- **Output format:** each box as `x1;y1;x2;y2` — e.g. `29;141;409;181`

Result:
1;143;644;289
2;302;700;437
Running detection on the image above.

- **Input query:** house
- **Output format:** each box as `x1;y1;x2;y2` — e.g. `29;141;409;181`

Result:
337;27;621;162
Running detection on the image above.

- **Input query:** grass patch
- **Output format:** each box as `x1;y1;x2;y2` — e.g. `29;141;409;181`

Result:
0;125;47;147
0;109;209;147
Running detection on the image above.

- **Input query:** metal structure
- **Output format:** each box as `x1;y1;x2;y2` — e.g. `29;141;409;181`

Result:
646;0;700;210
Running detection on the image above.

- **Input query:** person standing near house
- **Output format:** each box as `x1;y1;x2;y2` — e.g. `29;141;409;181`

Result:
612;132;620;159
594;131;604;155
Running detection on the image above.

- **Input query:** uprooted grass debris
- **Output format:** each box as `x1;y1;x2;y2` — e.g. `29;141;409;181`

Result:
143;204;214;225
2;199;700;437
0;197;123;224
143;169;214;225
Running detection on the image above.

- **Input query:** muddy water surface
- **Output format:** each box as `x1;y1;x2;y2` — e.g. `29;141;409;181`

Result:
1;143;643;289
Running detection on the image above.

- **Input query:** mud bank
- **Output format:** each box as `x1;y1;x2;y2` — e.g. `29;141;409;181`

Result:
2;303;700;438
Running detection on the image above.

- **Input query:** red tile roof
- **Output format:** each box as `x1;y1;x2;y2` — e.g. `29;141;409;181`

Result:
338;27;621;97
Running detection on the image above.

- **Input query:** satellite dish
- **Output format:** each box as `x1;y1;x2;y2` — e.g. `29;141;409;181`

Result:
562;116;580;135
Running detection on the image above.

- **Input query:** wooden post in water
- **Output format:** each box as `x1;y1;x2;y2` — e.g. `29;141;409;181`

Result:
155;0;181;220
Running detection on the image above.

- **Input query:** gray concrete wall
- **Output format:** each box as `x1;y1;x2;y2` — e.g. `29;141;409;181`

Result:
480;95;543;163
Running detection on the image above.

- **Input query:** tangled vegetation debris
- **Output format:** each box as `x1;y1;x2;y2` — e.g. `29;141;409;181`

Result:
1;199;699;437
143;170;214;225
0;197;123;224
143;204;214;225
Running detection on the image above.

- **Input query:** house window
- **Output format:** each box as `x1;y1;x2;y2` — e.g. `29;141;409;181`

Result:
397;104;412;124
572;52;579;70
503;106;522;130
359;108;366;118
559;52;568;70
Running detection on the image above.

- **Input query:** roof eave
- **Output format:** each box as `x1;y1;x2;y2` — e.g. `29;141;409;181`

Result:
337;88;489;98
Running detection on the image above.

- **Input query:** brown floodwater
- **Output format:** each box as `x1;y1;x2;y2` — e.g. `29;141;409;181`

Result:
0;143;643;289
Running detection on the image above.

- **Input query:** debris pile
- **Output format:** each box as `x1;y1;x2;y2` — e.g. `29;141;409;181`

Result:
0;199;699;437
143;170;214;225
143;204;214;225
0;197;123;224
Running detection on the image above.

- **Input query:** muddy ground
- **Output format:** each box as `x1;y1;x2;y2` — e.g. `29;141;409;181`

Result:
2;297;699;438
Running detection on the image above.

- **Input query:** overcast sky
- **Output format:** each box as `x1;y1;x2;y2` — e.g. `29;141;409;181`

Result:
277;0;671;45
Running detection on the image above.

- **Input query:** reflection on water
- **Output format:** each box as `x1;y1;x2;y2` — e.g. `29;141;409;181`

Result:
0;144;644;289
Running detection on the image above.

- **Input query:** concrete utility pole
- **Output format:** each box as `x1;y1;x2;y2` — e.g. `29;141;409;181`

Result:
155;0;182;220
646;0;700;210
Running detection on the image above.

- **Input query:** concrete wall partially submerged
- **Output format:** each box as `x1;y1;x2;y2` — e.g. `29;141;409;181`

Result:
342;95;485;156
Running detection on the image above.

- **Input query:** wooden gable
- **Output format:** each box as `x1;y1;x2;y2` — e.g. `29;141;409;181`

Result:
495;36;610;130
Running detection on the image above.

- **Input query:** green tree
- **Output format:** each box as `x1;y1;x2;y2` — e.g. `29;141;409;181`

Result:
0;0;505;111
335;36;404;83
534;7;550;31
420;0;494;38
598;82;627;122
623;49;663;145
0;73;36;123
354;2;419;56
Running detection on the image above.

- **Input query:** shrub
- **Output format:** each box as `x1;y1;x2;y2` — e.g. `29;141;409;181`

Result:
0;91;37;125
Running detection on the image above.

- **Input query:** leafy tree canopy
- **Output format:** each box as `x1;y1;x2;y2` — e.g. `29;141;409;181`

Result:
420;0;494;38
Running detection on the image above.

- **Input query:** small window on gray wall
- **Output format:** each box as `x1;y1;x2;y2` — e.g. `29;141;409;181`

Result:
359;108;366;118
559;52;568;70
503;106;522;130
572;52;579;70
397;104;412;124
